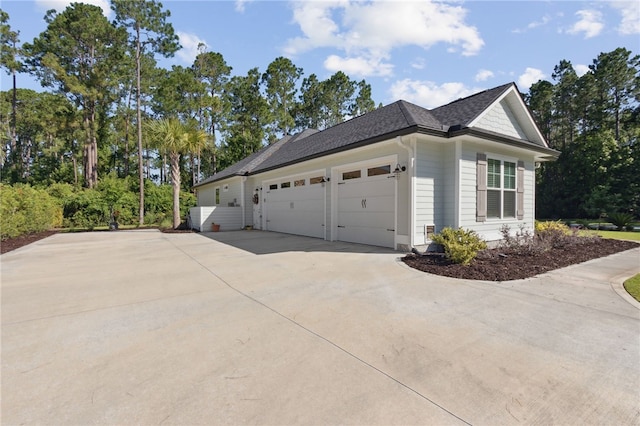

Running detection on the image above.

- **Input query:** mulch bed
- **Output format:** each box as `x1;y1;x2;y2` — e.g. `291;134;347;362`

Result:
1;230;59;254
402;238;639;281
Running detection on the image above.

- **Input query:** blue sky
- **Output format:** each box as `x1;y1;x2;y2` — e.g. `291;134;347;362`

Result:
1;0;639;108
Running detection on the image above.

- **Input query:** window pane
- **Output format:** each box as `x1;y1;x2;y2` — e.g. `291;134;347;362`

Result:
294;179;305;187
368;165;391;176
269;184;277;190
215;188;220;204
488;159;501;188
487;190;501;218
342;170;361;180
504;162;516;189
309;176;323;185
504;191;516;217
281;182;291;189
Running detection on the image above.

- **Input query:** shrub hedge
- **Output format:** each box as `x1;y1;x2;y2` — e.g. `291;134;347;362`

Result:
2;180;197;239
1;184;63;240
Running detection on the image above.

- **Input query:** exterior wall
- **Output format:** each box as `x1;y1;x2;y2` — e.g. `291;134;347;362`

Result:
458;139;536;241
414;137;449;244
196;177;242;207
475;99;527;140
189;206;243;231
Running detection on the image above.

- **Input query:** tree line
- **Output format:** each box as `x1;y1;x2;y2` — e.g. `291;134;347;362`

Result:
527;47;639;219
1;2;638;226
0;2;375;227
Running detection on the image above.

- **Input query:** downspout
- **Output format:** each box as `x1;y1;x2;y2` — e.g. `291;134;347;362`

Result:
241;176;246;229
396;136;415;249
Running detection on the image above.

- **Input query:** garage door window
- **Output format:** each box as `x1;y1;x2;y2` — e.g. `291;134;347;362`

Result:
294;179;305;187
342;170;361;180
269;184;278;190
281;182;291;189
367;165;391;176
310;176;323;185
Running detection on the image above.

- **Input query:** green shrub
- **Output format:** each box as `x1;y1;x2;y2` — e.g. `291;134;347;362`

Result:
432;227;487;265
535;220;571;234
608;212;635;231
61;189;107;228
0;184;63;240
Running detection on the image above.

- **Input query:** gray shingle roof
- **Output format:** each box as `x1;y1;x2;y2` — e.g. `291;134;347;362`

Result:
195;82;556;186
430;83;513;128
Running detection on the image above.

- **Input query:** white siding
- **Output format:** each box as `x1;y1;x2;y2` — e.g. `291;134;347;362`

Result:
197;185;216;206
189;206;243;231
196;177;242;207
475;99;527;140
458;140;537;241
414;139;446;244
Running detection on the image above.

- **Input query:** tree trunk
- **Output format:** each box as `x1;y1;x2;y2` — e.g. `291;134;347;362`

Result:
170;152;180;229
10;64;16;155
136;23;144;225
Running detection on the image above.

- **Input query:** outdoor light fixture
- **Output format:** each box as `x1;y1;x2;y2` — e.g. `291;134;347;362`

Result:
320;177;330;183
393;164;406;174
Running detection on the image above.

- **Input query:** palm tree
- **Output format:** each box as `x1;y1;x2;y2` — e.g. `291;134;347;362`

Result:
145;118;207;228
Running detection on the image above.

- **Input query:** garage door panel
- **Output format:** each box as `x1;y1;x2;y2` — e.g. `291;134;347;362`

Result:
336;170;396;249
337;196;395;213
265;177;324;239
337;211;394;228
338;179;394;197
337;226;394;248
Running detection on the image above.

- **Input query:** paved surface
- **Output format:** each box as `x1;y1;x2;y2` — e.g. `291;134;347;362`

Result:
2;229;639;425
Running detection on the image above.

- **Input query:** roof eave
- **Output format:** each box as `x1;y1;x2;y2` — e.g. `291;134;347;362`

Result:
450;127;560;160
251;126;425;176
193;172;245;188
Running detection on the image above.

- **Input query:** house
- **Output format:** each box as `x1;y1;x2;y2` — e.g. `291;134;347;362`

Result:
191;82;559;250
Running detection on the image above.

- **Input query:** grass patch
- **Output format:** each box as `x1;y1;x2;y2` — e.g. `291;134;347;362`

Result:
582;230;640;241
623;274;640;302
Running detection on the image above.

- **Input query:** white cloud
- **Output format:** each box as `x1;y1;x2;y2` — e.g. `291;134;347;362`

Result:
389;79;484;109
518;68;546;90
475;69;494;82
176;31;207;64
411;58;426;70
324;54;394;77
235;0;253;13
35;0;112;18
609;1;640;35
567;9;604;38
285;1;484;78
574;64;590;77
513;14;553;33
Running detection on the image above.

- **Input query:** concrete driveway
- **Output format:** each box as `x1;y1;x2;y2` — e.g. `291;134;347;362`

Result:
2;229;639;425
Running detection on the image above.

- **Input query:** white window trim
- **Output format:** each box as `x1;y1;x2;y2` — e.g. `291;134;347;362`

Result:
486;154;518;220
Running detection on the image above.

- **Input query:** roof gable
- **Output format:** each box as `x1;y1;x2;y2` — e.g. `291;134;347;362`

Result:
430;83;512;129
467;84;548;147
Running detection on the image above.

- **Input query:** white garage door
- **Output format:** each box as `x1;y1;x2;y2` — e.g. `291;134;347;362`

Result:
264;174;325;239
336;164;395;248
